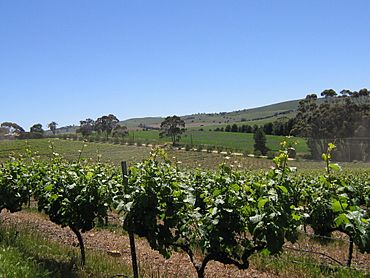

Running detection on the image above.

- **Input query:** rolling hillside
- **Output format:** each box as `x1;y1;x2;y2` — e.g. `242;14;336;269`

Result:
122;98;301;129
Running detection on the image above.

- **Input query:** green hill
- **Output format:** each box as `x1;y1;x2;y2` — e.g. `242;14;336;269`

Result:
122;99;301;129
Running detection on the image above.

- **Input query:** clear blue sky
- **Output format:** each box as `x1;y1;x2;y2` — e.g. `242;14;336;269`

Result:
1;0;370;130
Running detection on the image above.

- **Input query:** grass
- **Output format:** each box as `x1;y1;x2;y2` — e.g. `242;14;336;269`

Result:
0;245;50;278
248;229;369;278
0;224;131;278
251;252;368;278
128;129;309;153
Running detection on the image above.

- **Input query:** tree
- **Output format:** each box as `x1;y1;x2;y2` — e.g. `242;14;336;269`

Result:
292;90;370;161
231;124;238;132
252;124;259;133
1;122;25;137
271;117;294;136
30;124;44;138
95;114;119;139
159;115;185;146
340;89;352;97
48;121;58;135
321;89;337;98
30;123;43;133
112;124;129;139
243;125;252;133
263;122;273;135
358;88;369;97
77;118;95;137
253;128;268;155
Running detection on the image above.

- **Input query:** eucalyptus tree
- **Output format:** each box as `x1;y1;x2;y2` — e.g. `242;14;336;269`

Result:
30;123;44;138
293;89;370;161
78;118;95;137
159;115;185;146
0;122;25;137
48;121;58;135
95;114;119;139
112;124;128;139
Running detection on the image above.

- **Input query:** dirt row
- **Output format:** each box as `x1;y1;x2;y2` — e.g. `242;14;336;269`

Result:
2;210;369;277
1;210;275;278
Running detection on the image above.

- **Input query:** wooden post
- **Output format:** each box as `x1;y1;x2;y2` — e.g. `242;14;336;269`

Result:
121;161;139;278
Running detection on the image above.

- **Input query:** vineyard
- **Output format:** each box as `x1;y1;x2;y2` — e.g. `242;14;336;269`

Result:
0;142;369;277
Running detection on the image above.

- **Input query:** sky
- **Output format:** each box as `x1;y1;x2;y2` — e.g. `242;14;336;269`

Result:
1;0;370;130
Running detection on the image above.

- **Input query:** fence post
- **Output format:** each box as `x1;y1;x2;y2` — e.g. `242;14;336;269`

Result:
121;161;139;278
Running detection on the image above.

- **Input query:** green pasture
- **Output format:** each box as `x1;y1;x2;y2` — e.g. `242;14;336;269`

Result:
129;130;309;153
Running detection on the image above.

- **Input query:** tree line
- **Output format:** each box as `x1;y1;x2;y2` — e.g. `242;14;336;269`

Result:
0;121;58;139
77;114;128;139
215;118;294;137
292;88;370;161
213;88;370;161
0;114;128;141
